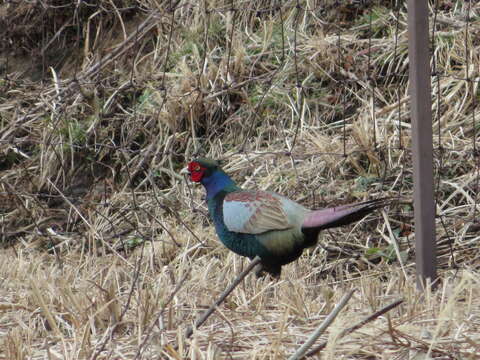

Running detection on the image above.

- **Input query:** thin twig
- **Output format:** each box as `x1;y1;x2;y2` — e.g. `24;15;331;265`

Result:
288;290;355;360
134;272;189;360
184;256;262;339
304;298;404;358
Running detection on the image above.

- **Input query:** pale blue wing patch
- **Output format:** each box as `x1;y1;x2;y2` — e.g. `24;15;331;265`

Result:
223;191;305;234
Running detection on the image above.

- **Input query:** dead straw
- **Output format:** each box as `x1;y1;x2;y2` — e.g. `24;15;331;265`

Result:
184;256;262;340
288;289;355;360
304;298;405;358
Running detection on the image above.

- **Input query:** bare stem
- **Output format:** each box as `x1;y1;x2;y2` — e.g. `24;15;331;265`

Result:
288;289;355;360
304;298;404;358
184;256;262;339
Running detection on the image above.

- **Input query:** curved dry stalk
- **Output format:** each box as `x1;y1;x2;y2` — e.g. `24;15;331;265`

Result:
304;298;404;358
288;289;355;360
184;256;262;340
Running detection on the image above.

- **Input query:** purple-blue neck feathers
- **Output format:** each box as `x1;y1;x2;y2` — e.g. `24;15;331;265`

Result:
201;170;237;199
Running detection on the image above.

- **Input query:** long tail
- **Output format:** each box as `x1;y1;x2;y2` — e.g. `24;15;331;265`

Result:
301;198;389;243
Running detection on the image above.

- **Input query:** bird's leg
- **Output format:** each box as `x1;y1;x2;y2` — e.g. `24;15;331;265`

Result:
254;262;281;279
266;265;281;279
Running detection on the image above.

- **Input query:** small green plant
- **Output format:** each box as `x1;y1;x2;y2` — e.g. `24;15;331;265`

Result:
126;237;144;250
355;176;378;191
356;6;390;38
365;243;408;264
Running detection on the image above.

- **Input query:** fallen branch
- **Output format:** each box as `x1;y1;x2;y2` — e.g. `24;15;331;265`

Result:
288;290;355;360
184;256;262;340
304;298;404;358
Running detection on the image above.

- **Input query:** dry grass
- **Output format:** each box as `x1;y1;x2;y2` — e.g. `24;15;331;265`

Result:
1;0;480;358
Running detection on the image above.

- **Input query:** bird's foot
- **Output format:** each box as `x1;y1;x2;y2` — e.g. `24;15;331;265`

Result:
254;263;281;279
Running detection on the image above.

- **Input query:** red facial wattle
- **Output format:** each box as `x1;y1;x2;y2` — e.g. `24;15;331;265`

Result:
187;162;206;182
191;171;204;182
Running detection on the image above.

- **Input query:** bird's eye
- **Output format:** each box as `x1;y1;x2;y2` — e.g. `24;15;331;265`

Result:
194;164;201;171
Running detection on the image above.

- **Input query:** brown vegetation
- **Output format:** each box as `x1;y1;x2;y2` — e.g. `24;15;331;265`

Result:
1;1;479;358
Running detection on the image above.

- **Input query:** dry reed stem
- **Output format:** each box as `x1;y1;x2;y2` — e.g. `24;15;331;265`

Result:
184;256;262;340
304;297;405;357
289;289;355;360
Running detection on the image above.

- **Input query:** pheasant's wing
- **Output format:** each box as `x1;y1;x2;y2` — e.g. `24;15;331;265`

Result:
223;191;300;234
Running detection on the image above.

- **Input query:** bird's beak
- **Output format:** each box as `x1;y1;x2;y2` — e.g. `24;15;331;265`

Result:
180;167;190;176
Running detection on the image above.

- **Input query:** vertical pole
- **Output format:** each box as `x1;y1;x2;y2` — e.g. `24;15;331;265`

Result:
407;0;437;289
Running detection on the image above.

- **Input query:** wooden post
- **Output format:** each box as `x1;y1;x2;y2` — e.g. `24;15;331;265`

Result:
407;0;437;289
